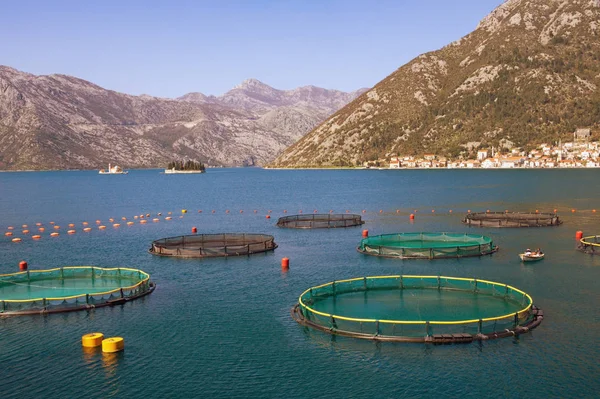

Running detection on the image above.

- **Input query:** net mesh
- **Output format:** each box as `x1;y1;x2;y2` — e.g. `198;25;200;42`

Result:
577;235;600;254
463;211;561;227
0;267;153;315
276;214;365;229
357;232;497;259
296;276;536;340
150;233;277;258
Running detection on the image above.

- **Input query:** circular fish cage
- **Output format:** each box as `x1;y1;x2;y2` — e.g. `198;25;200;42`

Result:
357;232;498;259
0;266;155;316
463;211;561;227
276;214;365;229
291;275;543;343
577;235;600;254
149;233;277;258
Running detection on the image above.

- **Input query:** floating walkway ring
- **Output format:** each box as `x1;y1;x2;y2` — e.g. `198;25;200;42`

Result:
357;232;498;259
577;235;600;254
463;211;561;228
276;214;365;229
292;275;543;343
0;266;155;316
149;233;277;258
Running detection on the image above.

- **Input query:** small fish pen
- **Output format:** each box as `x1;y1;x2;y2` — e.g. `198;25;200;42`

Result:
357;232;497;259
276;213;365;229
463;211;561;227
577;235;600;254
149;233;277;258
0;266;154;316
291;275;543;343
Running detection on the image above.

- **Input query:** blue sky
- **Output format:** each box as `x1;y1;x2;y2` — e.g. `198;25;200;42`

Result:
1;0;503;98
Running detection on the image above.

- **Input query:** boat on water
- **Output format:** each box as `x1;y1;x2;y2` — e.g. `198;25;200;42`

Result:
164;168;205;174
519;252;545;262
99;164;128;175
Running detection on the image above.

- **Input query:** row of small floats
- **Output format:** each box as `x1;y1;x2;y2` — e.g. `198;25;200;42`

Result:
0;209;577;343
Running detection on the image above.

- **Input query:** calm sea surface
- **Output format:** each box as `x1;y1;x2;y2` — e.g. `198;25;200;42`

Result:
0;168;599;398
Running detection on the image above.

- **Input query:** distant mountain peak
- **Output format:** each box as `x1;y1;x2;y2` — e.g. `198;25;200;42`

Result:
233;78;272;91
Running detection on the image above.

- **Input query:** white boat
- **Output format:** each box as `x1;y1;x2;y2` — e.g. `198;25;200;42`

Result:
99;163;128;175
164;168;205;174
519;253;545;262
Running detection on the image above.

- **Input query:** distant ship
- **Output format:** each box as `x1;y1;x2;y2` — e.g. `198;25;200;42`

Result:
164;168;205;174
99;163;128;175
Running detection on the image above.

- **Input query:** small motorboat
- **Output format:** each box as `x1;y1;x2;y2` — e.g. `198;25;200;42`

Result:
519;252;545;262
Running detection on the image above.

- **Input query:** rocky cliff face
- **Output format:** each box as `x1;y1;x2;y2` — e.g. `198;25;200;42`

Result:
0;67;365;170
272;0;600;167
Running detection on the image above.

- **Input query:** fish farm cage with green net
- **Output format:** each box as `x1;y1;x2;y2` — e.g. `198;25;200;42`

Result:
577;235;600;254
463;211;562;227
357;232;498;259
149;233;278;258
291;275;543;343
276;213;365;229
0;266;154;316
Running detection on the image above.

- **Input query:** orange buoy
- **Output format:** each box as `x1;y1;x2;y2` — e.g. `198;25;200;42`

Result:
266;215;271;219
576;231;583;240
299;210;303;214
281;257;289;270
505;210;509;213
410;214;415;220
113;223;121;227
167;212;171;215
146;213;150;217
467;209;471;213
362;210;366;213
99;225;107;230
192;227;198;233
594;209;597;213
32;235;41;240
126;222;134;226
553;209;557;213
12;238;22;243
50;232;59;237
49;221;55;225
152;218;159;222
54;225;60;230
19;261;27;271
486;210;490;213
212;210;215;214
7;226;14;230
68;230;76;234
198;210;202;213
449;210;453;213
226;210;230;214
284;210;287;213
240;210;243;213
38;227;45;232
572;209;576;213
362;229;369;238
329;210;333;214
22;229;30;234
396;210;400;213
379;210;383;213
5;232;13;236
535;210;538;213
314;210;318;214
83;221;88;226
431;209;435;213
140;220;147;224
22;224;28;228
165;216;172;220
83;227;92;232
253;210;257;213
68;223;75;228
35;222;42;226
96;220;101;224
122;217;127;221
109;218;114;222
134;215;139;219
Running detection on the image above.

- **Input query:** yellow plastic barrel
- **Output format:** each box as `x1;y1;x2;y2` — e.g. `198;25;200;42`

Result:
82;332;104;348
102;337;125;353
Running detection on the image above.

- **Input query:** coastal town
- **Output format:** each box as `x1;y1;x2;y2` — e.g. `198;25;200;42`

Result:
380;129;600;169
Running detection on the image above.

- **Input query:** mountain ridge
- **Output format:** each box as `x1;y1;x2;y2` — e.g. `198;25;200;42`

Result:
0;67;366;170
271;0;600;168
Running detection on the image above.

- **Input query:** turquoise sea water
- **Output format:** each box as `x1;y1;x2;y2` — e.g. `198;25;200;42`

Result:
1;168;599;398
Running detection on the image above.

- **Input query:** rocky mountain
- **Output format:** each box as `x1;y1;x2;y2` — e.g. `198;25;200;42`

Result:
0;68;365;170
271;0;600;168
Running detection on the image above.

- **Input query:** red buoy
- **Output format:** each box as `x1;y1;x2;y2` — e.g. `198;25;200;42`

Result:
266;215;271;219
192;227;198;234
281;257;289;270
19;261;27;271
409;214;415;220
576;231;583;240
362;229;369;238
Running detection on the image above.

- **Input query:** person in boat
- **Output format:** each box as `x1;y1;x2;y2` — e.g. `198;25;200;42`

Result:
536;248;543;255
525;248;532;256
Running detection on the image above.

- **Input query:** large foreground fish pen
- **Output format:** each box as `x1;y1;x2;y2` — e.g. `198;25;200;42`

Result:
463;211;562;227
149;233;278;258
357;232;498;259
0;266;154;316
276;213;365;229
292;275;544;343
